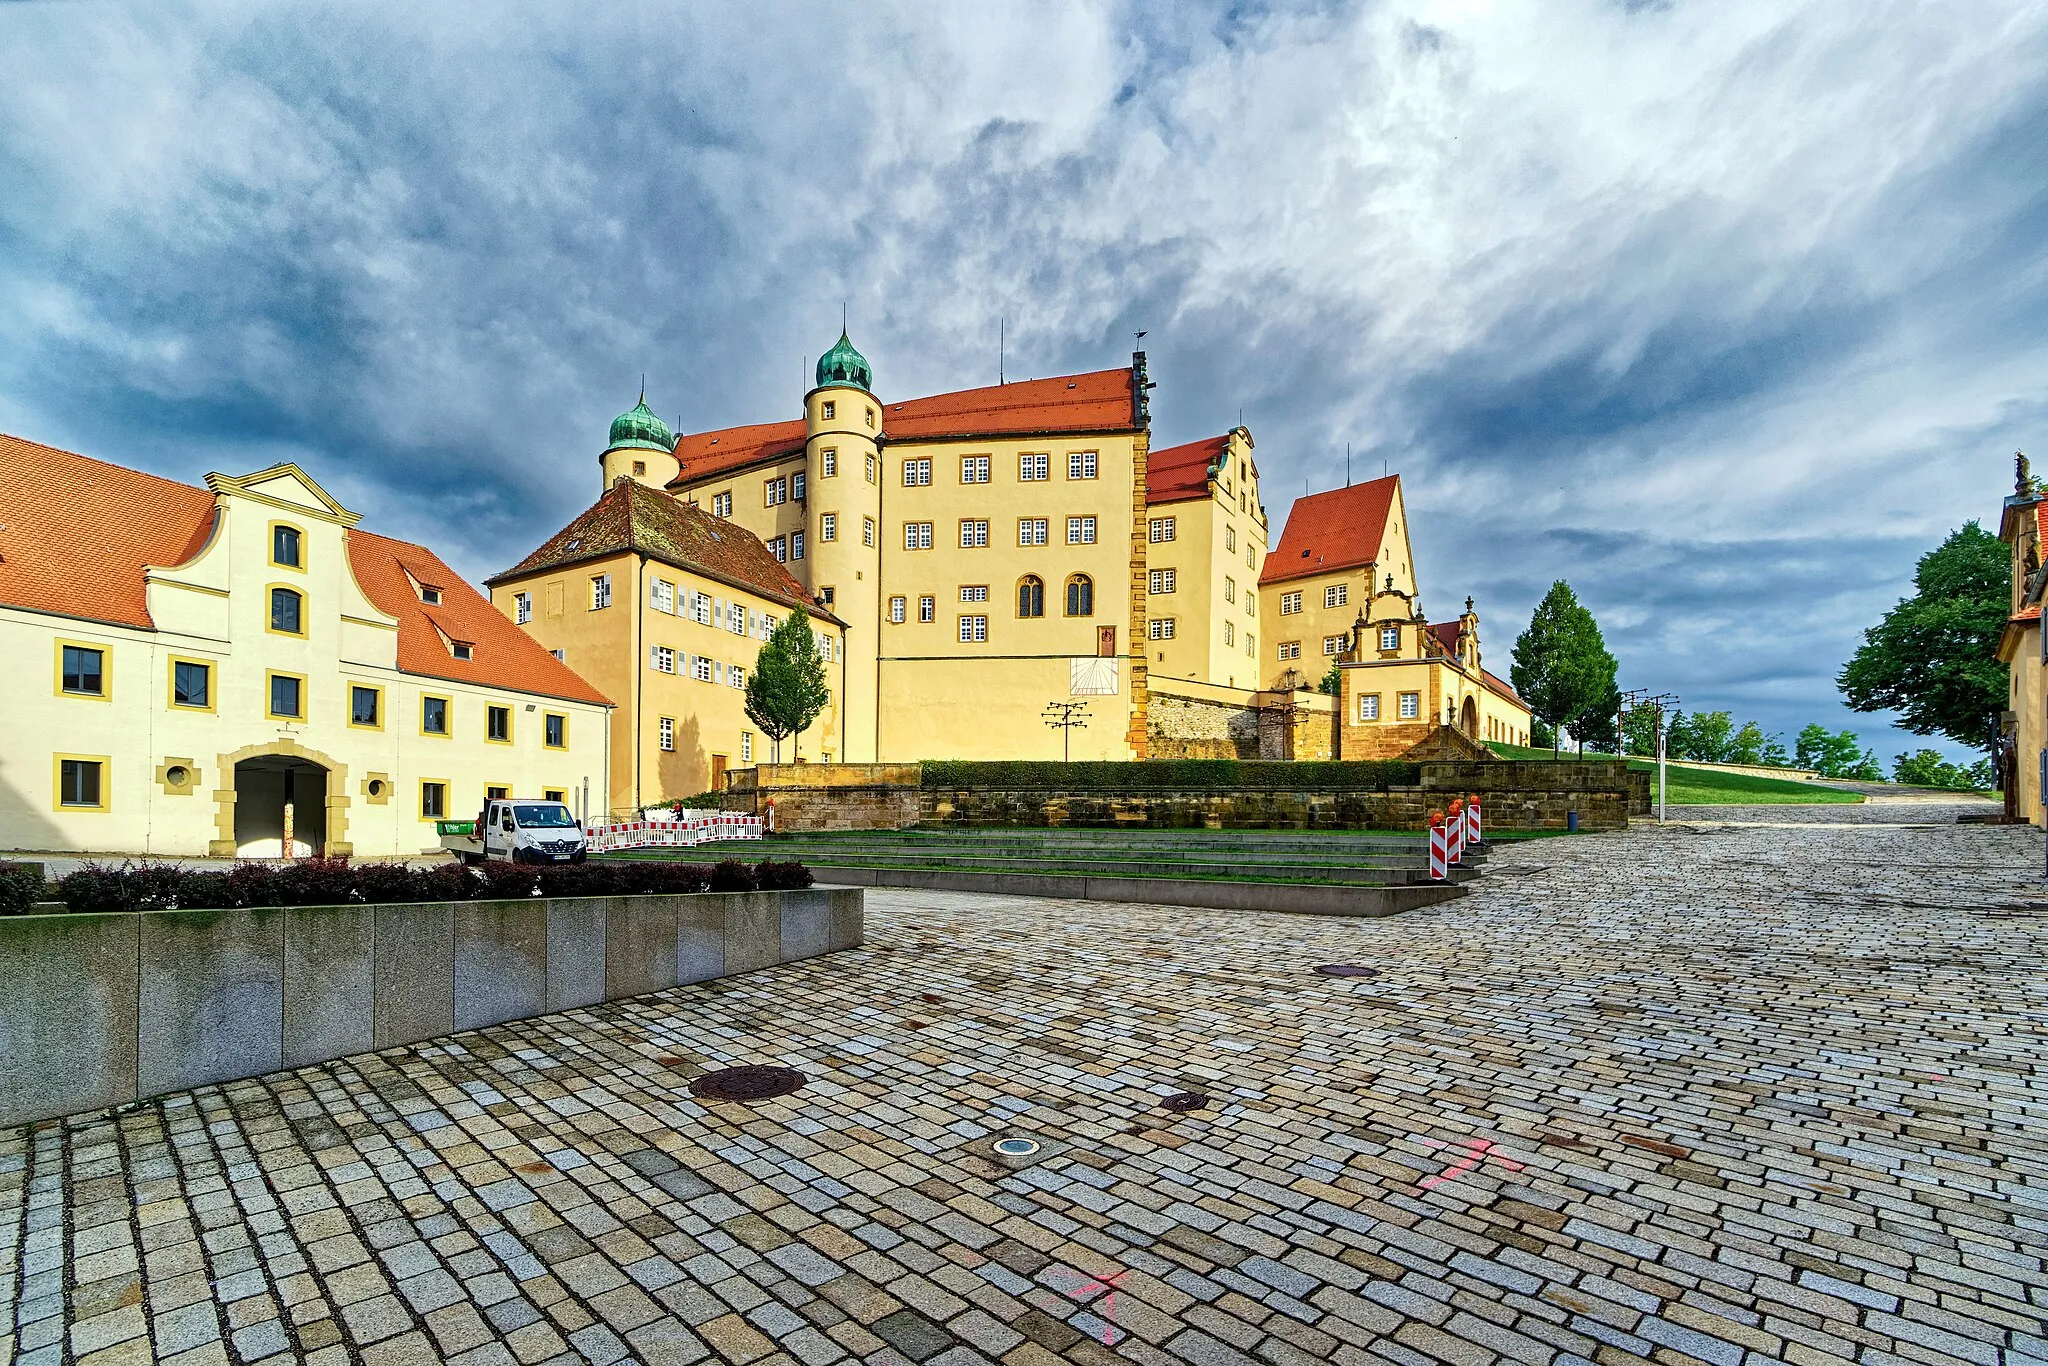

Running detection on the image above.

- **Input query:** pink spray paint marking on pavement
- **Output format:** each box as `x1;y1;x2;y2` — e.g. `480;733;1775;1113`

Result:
1074;1269;1130;1344
1419;1137;1525;1190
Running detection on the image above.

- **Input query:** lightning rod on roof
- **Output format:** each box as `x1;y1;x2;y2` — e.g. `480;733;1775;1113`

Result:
1346;442;1351;488
1000;316;1005;386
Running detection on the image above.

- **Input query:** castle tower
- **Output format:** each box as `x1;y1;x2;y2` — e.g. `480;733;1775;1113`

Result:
802;331;883;761
599;390;678;493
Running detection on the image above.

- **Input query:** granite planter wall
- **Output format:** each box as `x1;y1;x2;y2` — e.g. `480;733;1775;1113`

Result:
0;887;863;1129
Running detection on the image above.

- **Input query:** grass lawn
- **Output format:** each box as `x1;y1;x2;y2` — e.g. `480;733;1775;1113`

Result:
1485;742;1865;804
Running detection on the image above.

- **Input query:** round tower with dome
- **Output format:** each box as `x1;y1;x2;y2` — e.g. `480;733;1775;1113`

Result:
599;389;678;492
802;330;883;755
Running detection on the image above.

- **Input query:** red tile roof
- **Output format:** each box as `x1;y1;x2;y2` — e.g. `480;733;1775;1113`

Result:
672;367;1139;486
0;432;609;705
1483;669;1527;708
1428;621;1461;655
345;530;609;705
1259;476;1398;586
1147;434;1227;505
490;478;841;625
0;434;219;629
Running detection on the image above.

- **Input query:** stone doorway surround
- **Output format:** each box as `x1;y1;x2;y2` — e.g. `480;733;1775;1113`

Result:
208;737;352;857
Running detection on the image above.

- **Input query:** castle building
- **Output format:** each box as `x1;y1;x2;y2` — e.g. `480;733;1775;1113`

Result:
0;436;611;857
1142;428;1270;690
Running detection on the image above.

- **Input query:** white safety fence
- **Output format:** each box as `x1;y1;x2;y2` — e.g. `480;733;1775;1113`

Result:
584;811;764;853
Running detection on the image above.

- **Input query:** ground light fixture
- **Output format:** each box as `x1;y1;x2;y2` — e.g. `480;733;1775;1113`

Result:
991;1137;1042;1158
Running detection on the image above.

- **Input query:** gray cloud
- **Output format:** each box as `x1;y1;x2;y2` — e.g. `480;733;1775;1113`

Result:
3;0;2045;764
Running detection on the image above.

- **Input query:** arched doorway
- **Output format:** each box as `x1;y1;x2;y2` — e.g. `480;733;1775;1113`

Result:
1459;695;1479;739
232;755;329;857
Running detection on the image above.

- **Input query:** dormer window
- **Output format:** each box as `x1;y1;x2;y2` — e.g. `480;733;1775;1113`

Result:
419;585;442;605
451;641;474;661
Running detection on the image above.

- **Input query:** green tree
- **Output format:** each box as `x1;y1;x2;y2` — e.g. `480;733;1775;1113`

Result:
1839;522;2006;764
1510;581;1618;759
746;613;832;762
1728;721;1783;766
1893;749;1993;791
1316;660;1342;696
1619;705;1661;757
1668;710;1735;763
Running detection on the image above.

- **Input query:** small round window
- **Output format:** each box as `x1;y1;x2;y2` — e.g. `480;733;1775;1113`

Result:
367;778;386;798
164;765;190;788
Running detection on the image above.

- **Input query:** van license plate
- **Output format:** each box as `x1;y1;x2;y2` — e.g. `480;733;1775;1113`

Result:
552;853;571;861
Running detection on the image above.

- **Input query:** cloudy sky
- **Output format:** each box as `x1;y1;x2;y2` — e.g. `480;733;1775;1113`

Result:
4;1;2044;764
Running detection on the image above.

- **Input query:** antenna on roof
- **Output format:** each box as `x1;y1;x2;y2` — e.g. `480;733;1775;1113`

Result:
1346;442;1351;488
1000;316;1005;386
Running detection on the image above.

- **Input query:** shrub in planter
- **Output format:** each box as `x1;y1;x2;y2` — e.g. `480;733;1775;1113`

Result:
0;861;45;916
477;861;542;900
224;861;282;907
352;862;420;906
57;861;185;914
754;860;814;890
271;858;362;906
709;860;759;893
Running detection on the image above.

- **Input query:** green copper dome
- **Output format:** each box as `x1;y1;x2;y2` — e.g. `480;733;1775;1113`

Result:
814;330;872;392
607;391;674;454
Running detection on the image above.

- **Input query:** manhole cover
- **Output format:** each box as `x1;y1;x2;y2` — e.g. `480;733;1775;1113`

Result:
689;1066;807;1102
992;1137;1042;1158
1160;1092;1209;1113
1314;964;1379;978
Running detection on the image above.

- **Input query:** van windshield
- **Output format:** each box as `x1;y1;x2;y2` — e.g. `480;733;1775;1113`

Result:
511;804;578;828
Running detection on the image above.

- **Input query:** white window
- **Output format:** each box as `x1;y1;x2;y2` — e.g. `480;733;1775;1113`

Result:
904;458;932;486
1148;569;1176;594
1245;634;1254;656
1149;517;1175;543
1280;591;1302;615
650;645;676;673
741;733;753;763
1399;692;1420;719
1020;452;1049;481
792;471;806;502
659;717;675;751
1224;577;1236;603
728;601;746;633
1067;516;1096;545
820;512;836;542
1068;451;1097;480
1148;618;1176;640
962;456;990;484
889;596;906;623
918;595;935;623
591;574;612;609
865;454;876;483
821;448;837;477
765;476;787;507
1379;626;1399;651
651;580;674;614
1244;593;1255;617
960;585;989;602
1325;584;1348;608
1019;518;1048;546
513;592;531;624
819;587;835;608
769;536;787;562
960;519;989;548
958;615;988;643
692;592;713;625
821;400;835;420
905;522;933;550
1224;621;1234;646
711;492;732;518
791;531;806;561
693;655;714;682
1247;544;1256;568
863;516;876;547
1360;694;1380;720
1278;641;1300;660
1225;526;1236;552
730;665;745;689
1324;636;1343;655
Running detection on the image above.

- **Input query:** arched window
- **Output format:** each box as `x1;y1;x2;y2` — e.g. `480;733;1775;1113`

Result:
1065;574;1093;618
270;586;304;635
1018;575;1044;618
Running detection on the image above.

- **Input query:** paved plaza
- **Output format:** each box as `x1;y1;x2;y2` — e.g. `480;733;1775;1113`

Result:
4;808;2044;1366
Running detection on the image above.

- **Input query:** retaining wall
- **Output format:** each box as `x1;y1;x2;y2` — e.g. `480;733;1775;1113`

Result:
815;865;1465;917
725;764;923;832
0;887;863;1128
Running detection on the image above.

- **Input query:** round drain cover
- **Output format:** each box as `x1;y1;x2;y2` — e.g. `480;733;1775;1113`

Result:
1314;964;1379;978
1160;1092;1209;1113
993;1137;1042;1157
689;1065;807;1102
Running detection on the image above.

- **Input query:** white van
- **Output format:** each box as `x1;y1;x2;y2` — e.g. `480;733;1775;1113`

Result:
439;799;588;865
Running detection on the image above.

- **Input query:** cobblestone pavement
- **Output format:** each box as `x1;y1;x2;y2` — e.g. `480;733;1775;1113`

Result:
4;819;2045;1366
1662;803;2002;826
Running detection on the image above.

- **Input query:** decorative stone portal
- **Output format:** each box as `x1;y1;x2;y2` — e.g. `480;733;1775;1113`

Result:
209;738;352;857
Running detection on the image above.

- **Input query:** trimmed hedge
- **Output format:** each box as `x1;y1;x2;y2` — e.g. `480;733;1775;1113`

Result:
0;861;44;916
45;857;812;916
920;759;1422;791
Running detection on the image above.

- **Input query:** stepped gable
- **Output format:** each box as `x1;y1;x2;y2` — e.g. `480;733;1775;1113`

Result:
671;368;1139;486
1260;475;1398;585
492;478;840;623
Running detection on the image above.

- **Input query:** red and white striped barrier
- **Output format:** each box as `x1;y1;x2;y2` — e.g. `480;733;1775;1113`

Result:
1428;812;1449;881
1466;793;1482;846
582;812;764;853
1446;799;1466;865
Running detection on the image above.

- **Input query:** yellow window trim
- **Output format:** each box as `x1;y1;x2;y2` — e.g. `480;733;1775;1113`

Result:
485;782;513;801
53;753;112;813
267;519;307;573
165;654;218;713
419;692;453;738
484;703;514;745
53;637;113;702
346;680;385;732
543;711;569;749
418;778;451;821
264;670;309;721
543;788;567;804
264;582;308;638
